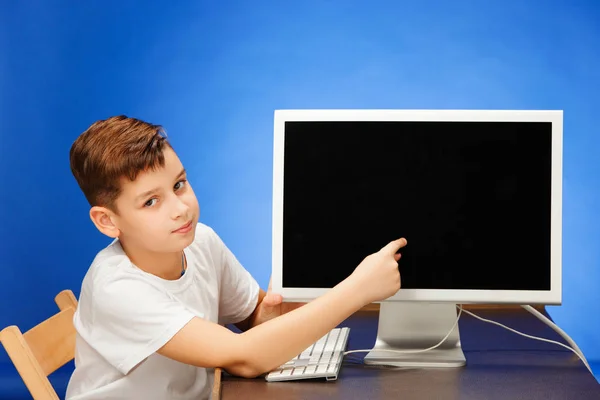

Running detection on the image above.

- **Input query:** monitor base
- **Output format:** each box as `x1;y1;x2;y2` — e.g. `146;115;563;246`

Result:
364;302;466;368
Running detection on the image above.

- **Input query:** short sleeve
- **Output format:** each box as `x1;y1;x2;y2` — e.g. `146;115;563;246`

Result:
78;274;196;375
209;229;260;325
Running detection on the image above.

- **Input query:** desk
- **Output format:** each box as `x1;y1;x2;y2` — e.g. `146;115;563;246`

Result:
221;307;599;399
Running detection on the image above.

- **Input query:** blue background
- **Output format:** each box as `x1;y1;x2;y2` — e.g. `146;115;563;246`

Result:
1;1;598;397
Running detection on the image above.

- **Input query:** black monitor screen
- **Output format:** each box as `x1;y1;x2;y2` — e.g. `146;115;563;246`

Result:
281;121;552;291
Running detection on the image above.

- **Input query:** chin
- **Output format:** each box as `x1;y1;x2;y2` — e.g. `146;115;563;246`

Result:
179;230;196;248
155;233;195;254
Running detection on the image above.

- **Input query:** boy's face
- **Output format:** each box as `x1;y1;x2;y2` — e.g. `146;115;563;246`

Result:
97;147;200;254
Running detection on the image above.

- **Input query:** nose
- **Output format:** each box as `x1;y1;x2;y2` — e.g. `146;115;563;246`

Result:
171;195;190;220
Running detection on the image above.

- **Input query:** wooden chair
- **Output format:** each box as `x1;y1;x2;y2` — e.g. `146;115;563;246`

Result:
0;289;78;400
0;289;223;400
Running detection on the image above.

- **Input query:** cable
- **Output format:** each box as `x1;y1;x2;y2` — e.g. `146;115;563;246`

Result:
343;305;593;376
343;307;462;356
521;305;590;369
458;305;592;374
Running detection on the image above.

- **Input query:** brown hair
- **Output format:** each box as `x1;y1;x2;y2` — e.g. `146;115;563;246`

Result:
70;115;171;210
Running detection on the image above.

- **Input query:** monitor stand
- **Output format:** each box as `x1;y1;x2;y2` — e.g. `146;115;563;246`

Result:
363;302;466;368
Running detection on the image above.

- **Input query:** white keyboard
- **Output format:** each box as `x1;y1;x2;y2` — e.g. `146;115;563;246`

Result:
265;327;350;382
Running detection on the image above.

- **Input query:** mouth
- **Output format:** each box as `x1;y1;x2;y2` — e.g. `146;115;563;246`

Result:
173;220;193;234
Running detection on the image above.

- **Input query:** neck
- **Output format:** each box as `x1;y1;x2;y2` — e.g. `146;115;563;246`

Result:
119;239;183;280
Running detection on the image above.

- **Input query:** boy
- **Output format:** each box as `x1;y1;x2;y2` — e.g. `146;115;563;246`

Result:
66;115;407;399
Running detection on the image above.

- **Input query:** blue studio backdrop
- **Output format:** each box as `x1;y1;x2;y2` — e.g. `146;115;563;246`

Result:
1;1;599;397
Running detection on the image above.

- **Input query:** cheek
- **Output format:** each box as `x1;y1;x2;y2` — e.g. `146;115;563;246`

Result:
119;215;155;239
136;216;157;233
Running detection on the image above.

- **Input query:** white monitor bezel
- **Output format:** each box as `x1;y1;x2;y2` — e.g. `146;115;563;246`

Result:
271;109;562;305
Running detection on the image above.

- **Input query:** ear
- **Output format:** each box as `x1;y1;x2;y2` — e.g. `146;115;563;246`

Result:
89;206;120;238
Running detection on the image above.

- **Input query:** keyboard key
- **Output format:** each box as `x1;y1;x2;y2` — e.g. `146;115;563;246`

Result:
305;365;317;374
316;364;328;374
325;331;339;351
294;358;310;367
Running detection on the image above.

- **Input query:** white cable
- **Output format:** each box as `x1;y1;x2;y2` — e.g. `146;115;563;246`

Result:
343;307;462;356
458;305;592;375
343;305;593;376
521;305;591;369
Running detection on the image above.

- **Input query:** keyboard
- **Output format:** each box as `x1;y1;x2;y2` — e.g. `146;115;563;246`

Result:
265;327;350;382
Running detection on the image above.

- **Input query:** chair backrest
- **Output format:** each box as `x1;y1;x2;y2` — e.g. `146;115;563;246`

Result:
0;289;78;400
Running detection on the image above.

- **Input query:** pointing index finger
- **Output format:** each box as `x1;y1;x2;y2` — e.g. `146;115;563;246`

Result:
381;238;408;255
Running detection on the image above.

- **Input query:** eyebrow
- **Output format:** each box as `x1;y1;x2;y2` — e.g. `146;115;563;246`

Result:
135;168;187;201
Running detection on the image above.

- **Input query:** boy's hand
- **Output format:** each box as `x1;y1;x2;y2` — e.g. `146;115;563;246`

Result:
251;279;304;327
246;237;406;329
349;238;407;304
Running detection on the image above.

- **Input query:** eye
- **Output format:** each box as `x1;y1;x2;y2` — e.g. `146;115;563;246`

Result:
144;198;158;207
174;179;187;191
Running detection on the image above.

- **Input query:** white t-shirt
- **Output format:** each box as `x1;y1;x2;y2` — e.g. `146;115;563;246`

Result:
65;223;260;400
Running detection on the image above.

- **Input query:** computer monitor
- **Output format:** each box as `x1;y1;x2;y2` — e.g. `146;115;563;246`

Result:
271;109;562;368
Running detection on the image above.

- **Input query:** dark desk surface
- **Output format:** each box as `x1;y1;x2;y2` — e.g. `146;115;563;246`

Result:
222;307;600;399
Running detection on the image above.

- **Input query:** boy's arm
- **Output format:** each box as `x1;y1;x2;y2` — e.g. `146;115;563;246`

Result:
158;276;364;378
233;289;266;332
157;238;406;378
